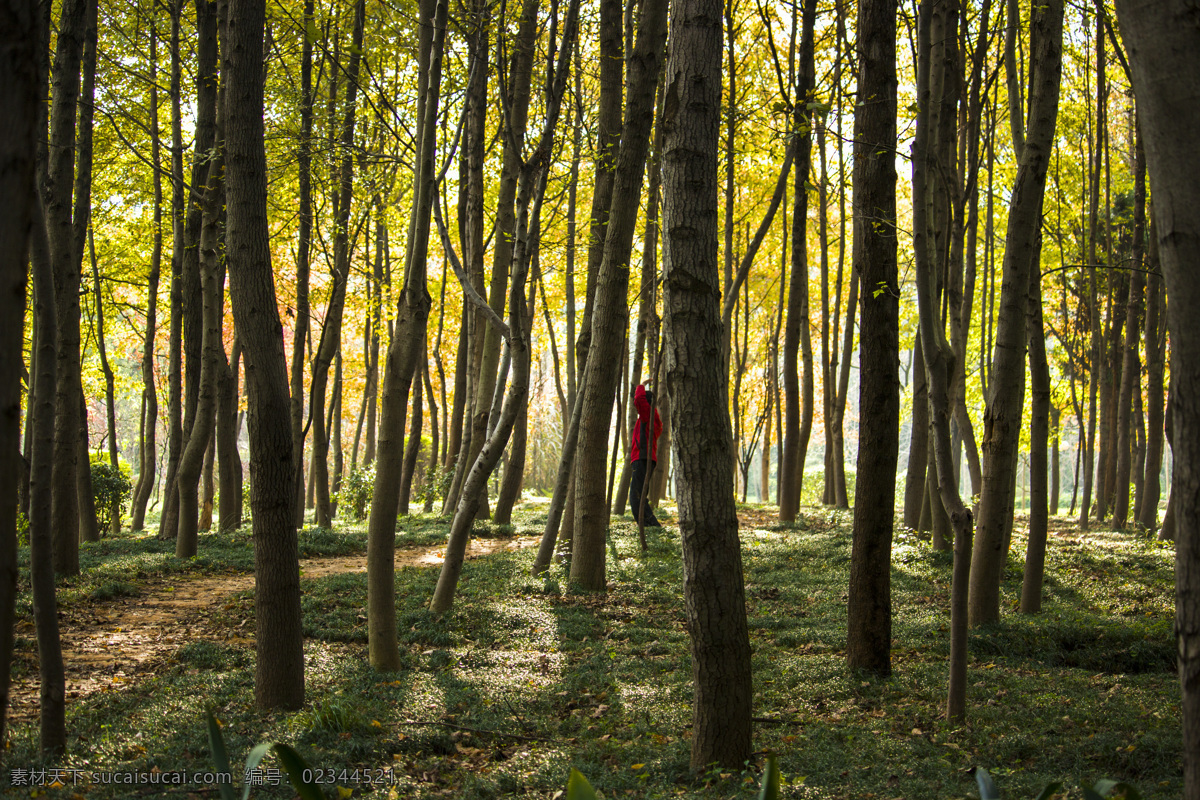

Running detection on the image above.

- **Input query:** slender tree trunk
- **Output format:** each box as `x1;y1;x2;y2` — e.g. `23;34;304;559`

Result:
777;0;818;522
290;0;314;527
311;0;364;529
1022;247;1052;614
28;201;66;754
218;336;243;531
175;81;224;557
969;0;1062;627
1140;233;1164;532
130;13;162;531
846;0;898;678
569;0;669;591
0;0;38;750
366;0;443;668
661;0;752;765
1113;131;1146;530
904;335;929;529
223;0;305;709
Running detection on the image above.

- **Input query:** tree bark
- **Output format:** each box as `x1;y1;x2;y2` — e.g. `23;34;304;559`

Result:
218;337;242;531
0;0;38;750
1140;232;1164;532
1114;3;1200;794
366;0;443;668
223;0;305;709
969;0;1062;627
569;0;669;591
661;0;752;766
846;0;898;678
777;0;818;523
1113;132;1146;530
175;66;224;557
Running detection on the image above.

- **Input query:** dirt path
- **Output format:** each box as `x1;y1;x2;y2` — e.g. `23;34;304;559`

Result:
9;536;538;724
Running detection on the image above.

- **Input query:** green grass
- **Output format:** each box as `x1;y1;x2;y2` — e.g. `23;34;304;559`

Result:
2;506;1181;799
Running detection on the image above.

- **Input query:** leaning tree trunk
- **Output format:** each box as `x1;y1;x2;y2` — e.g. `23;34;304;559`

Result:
569;0;669;591
968;0;1062;627
223;0;305;710
661;0;752;767
1114;4;1200;796
846;0;899;679
366;0;443;669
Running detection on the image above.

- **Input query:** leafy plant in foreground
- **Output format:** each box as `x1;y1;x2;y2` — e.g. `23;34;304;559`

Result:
974;766;1142;800
205;710;324;800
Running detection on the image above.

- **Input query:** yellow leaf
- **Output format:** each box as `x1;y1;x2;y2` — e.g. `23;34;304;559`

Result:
631;764;645;770
337;787;354;799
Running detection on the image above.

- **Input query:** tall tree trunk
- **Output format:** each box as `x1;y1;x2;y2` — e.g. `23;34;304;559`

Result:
1021;251;1051;614
1080;9;1104;530
661;0;752;765
1140;233;1164;531
159;0;186;542
912;0;973;719
175;70;224;557
28;202;66;755
289;0;314;527
968;0;1062;627
46;0;95;571
0;0;38;751
570;0;668;591
846;0;898;678
311;0;364;529
1113;131;1146;530
366;0;443;668
1115;6;1200;796
130;12;162;531
777;0;818;523
223;0;304;709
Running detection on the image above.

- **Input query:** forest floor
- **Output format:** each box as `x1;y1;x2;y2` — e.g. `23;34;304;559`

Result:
1;503;1182;799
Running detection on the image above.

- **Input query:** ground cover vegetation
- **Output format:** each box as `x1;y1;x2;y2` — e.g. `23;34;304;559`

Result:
2;0;1200;791
1;506;1182;798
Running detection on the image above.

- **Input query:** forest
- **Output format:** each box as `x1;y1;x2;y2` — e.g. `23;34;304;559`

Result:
0;0;1198;795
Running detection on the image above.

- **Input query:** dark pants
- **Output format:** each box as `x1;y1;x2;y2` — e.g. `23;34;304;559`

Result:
630;459;659;526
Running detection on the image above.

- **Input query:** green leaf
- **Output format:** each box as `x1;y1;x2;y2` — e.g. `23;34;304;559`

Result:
974;767;1000;800
205;711;238;800
241;743;274;800
1034;782;1064;800
757;755;781;800
273;743;326;800
566;768;600;800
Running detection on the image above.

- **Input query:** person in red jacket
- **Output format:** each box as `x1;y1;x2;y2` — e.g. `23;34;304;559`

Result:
629;383;662;527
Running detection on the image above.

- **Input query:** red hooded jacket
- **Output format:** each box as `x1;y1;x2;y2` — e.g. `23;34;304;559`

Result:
630;384;662;464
